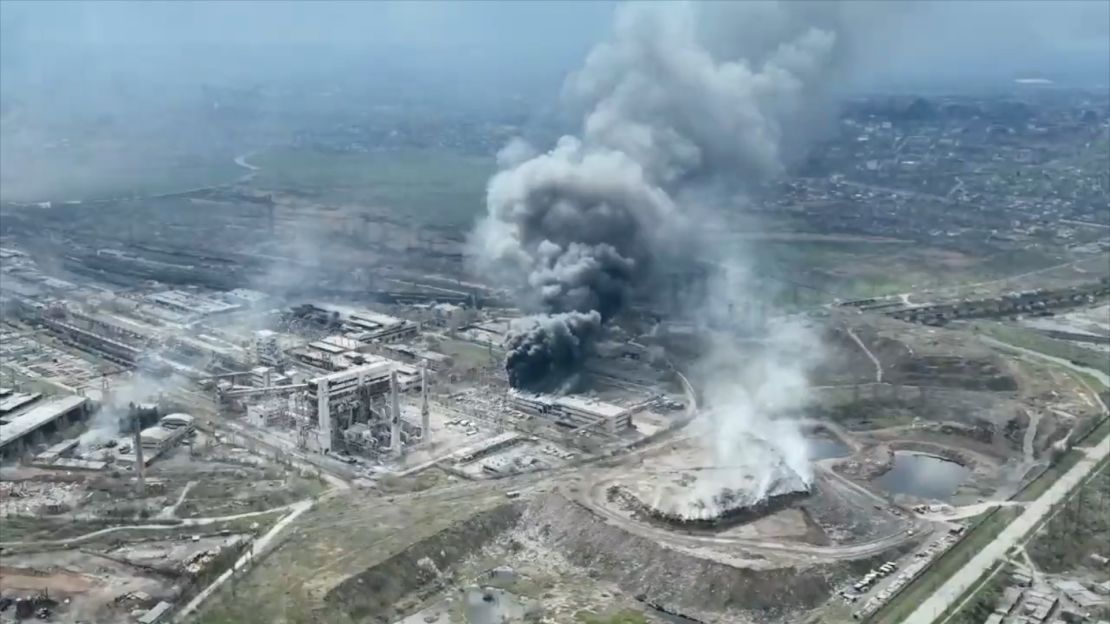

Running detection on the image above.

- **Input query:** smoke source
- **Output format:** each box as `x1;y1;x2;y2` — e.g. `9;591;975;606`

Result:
473;1;850;391
78;372;185;449
504;310;601;392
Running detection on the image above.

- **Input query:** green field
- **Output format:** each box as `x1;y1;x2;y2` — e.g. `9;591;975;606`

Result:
747;239;1061;304
251;148;494;228
1079;417;1110;447
0;148;244;203
934;562;1010;624
1027;460;1110;574
1013;449;1085;502
974;322;1110;377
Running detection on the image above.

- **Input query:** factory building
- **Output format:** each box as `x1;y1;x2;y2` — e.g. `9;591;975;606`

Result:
133;419;191;463
145;290;241;319
508;391;634;435
254;330;284;367
0;389;42;420
290;304;418;344
40;315;143;367
160;413;196;432
139;427;177;453
308;362;394;453
343;311;418;343
0;395;90;459
374;343;453;371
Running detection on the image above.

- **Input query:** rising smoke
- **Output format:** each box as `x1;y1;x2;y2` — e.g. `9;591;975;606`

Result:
473;1;854;392
78;372;186;449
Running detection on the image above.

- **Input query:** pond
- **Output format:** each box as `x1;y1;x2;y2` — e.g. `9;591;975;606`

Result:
873;452;970;501
808;436;852;461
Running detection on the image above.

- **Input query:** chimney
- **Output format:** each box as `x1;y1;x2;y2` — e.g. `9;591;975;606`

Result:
133;415;145;496
420;366;430;443
390;370;402;458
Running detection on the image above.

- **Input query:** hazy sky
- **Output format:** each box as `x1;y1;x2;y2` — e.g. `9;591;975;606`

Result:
0;0;1106;203
2;0;1107;98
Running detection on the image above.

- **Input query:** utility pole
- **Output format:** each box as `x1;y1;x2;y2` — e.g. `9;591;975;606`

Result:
132;413;145;497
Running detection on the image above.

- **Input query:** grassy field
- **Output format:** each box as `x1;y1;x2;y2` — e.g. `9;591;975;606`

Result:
748;239;1061;305
934;562;1011;624
1027;460;1110;574
867;506;1021;624
1014;449;1085;502
251;147;493;228
975;322;1110;377
1079;417;1110;447
194;484;511;624
0;148;243;203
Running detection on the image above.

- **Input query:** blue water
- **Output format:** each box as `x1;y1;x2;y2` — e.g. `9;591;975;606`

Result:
874;452;970;501
808;436;852;461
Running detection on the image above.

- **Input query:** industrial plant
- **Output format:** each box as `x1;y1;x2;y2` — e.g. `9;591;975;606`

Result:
1;1;1108;624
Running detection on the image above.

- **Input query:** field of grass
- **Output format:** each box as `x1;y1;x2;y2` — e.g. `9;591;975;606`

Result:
934;562;1010;624
251;147;493;228
1014;449;1085;502
194;483;511;624
0;148;243;203
867;506;1021;624
1079;417;1110;447
0;516;118;543
975;322;1110;376
1027;460;1110;574
748;239;1060;304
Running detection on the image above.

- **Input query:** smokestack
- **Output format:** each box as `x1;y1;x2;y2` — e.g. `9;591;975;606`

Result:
420;366;430;443
100;375;111;406
390;370;402;459
132;415;144;496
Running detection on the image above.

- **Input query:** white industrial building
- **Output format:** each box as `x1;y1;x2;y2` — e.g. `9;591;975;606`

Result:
508;391;634;434
160;413;196;432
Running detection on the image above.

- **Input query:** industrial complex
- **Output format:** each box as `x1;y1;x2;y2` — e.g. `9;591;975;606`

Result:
0;3;1108;623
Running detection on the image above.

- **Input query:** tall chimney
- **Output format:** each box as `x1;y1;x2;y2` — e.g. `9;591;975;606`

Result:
420;366;430;443
390;370;402;458
132;414;145;496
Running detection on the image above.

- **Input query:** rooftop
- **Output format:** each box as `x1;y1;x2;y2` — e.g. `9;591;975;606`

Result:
140;427;175;444
0;395;88;450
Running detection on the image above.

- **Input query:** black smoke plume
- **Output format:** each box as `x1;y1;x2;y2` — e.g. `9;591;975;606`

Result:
504;311;602;392
473;2;858;391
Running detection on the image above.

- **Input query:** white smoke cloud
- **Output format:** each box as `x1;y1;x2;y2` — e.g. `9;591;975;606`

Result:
693;316;822;489
78;372;186;449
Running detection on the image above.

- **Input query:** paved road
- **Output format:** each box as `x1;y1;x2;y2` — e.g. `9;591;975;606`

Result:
902;436;1109;624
